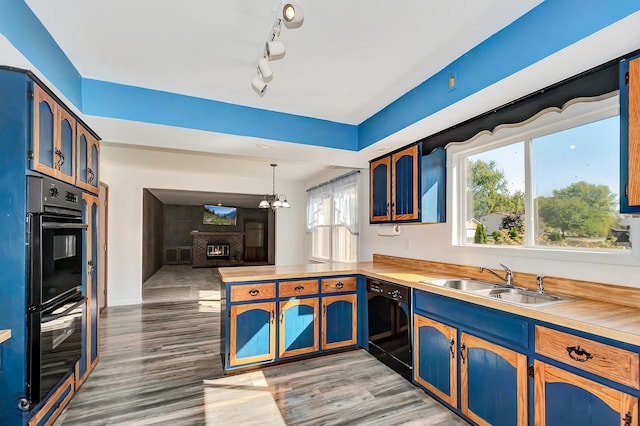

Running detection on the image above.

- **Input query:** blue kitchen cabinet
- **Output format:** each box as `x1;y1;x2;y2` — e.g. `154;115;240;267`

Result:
460;332;528;426
76;124;100;194
534;360;637;426
370;144;421;223
321;294;357;350
370;155;391;222
279;298;319;358
420;146;446;223
413;289;528;425
76;193;100;387
620;54;640;213
413;314;457;408
229;301;277;367
32;85;76;186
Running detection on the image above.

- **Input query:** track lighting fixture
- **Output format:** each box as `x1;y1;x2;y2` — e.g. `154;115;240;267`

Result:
282;3;304;27
251;1;304;95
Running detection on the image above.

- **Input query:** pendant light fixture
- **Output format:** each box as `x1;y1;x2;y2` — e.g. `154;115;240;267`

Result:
259;164;290;211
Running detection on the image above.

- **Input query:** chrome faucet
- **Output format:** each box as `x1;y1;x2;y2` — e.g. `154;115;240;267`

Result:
480;263;513;287
536;275;545;294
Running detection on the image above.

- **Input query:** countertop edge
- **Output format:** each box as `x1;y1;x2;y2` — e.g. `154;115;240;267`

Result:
219;264;640;347
0;329;11;344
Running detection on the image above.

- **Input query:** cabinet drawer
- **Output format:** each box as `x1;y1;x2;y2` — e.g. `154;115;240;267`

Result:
321;277;357;293
230;283;276;302
535;325;640;389
279;279;318;298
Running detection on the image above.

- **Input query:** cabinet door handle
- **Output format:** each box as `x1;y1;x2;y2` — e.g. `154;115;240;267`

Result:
449;339;455;359
566;345;593;362
54;148;63;169
624;411;632;426
460;343;466;364
249;289;259;297
294;285;305;292
88;168;95;183
88;261;95;273
279;311;283;323
270;310;275;324
335;282;344;290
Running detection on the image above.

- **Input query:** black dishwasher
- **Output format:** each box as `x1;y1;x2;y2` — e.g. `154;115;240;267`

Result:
366;278;412;381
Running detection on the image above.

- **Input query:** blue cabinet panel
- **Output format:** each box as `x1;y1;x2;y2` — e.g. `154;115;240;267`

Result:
372;163;389;217
421;147;446;223
545;382;618;426
467;347;518;425
325;300;353;344
283;304;315;352
236;309;272;359
414;290;528;350
417;326;451;396
37;101;54;169
59;118;74;177
394;154;415;216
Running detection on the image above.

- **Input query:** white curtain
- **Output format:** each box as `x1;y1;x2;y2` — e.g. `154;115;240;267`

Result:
306;171;359;235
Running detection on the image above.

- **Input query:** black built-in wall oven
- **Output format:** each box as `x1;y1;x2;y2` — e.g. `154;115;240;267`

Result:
366;278;412;381
25;176;86;409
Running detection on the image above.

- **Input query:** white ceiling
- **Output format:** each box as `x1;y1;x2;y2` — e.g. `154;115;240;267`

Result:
23;0;542;205
148;188;266;208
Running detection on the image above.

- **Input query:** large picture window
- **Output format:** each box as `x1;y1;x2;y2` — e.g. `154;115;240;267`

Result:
306;172;359;262
453;94;633;251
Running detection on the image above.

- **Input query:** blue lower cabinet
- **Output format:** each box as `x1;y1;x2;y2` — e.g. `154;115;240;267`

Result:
229;302;276;367
534;360;638;426
28;373;74;426
322;294;357;350
460;332;528;426
279;298;319;358
413;314;457;407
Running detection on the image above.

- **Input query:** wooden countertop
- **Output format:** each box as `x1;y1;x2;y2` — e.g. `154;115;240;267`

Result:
0;329;11;344
219;262;640;347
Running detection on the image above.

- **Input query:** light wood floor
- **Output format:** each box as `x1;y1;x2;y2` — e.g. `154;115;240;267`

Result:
56;266;466;425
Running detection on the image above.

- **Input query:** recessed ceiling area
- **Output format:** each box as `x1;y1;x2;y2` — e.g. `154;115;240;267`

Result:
148;188;266;209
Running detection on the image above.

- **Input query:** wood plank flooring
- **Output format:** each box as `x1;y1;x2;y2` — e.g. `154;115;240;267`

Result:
55;266;466;425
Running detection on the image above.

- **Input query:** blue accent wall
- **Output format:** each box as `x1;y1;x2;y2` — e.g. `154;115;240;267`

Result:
81;79;359;150
2;1;640;149
358;0;640;149
0;0;82;107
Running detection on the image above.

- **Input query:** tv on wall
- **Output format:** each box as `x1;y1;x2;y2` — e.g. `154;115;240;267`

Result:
203;205;237;225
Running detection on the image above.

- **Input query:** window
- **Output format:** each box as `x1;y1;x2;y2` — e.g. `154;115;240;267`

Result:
454;94;632;251
306;172;359;262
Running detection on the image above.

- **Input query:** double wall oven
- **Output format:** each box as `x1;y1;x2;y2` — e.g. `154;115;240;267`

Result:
367;278;412;381
26;176;86;408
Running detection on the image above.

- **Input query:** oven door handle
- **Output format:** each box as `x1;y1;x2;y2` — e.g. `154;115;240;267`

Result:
42;297;86;323
42;222;88;230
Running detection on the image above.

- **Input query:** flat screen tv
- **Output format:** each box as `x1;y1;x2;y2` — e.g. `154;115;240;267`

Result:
203;205;237;225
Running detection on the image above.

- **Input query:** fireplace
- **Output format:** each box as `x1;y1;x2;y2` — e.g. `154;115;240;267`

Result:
207;243;230;260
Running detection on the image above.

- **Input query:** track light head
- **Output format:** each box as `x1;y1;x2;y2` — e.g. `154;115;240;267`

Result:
282;3;304;27
258;57;273;80
251;76;267;95
266;41;285;58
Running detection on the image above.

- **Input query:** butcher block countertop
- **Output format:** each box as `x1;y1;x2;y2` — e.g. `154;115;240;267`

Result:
0;329;11;344
219;257;640;347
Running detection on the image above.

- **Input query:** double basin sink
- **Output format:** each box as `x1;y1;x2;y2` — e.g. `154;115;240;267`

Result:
419;278;571;307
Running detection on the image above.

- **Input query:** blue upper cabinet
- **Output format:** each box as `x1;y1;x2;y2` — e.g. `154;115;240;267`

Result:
420;147;446;223
370;144;421;223
620;54;640;213
76;123;100;194
32;85;76;186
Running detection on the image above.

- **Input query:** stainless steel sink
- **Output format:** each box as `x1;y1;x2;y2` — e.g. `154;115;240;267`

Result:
474;287;567;306
420;278;498;292
419;278;572;306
